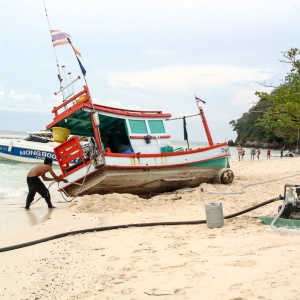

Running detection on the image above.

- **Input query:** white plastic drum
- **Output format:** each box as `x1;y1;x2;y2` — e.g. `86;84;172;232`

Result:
205;202;224;228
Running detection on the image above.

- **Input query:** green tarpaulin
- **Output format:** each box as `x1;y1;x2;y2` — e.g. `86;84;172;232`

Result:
259;217;300;229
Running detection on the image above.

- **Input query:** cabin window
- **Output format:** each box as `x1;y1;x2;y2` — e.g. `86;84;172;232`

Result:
148;120;166;134
129;120;148;134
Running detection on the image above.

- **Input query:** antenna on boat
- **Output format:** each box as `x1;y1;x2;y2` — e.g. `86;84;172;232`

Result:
60;65;75;99
68;71;74;96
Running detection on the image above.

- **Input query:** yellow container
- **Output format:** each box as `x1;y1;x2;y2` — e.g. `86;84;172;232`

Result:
52;127;71;143
76;94;86;103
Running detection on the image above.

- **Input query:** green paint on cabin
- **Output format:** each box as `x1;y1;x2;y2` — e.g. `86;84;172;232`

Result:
148;120;166;134
129;120;148;134
128;119;166;135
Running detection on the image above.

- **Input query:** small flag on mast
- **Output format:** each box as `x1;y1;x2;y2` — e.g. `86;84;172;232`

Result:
194;95;206;104
67;37;86;76
67;37;82;57
76;56;86;77
67;37;81;57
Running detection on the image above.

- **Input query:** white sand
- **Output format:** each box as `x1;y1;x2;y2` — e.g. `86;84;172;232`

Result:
1;157;300;299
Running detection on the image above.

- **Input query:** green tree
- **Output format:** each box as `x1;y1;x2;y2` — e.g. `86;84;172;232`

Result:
230;48;300;147
255;48;300;146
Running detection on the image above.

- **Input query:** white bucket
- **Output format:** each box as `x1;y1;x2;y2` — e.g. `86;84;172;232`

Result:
205;202;224;228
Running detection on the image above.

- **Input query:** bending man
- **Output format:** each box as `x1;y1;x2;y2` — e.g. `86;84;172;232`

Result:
25;157;68;210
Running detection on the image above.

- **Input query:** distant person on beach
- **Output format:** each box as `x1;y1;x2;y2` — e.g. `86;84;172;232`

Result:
237;145;244;161
257;148;261;160
250;147;256;160
25;157;68;210
280;146;285;158
267;149;271;159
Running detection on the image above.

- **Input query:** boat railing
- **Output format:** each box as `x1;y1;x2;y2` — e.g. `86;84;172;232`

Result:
54;135;90;176
52;85;91;118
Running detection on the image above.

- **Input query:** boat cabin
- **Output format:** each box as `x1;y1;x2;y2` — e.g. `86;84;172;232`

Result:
47;86;174;155
96;109;173;154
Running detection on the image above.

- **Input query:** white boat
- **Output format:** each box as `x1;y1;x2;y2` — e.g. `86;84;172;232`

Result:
0;131;59;163
0;131;83;164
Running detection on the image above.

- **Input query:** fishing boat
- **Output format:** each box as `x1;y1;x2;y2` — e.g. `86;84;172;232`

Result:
0;131;59;163
44;82;234;197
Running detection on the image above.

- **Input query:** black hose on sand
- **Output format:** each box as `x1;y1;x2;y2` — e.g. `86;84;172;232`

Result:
0;197;281;253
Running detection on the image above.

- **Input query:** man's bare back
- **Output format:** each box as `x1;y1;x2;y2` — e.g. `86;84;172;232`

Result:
27;165;52;177
27;164;67;183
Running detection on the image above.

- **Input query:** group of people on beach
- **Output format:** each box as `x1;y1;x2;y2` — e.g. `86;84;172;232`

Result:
237;145;271;161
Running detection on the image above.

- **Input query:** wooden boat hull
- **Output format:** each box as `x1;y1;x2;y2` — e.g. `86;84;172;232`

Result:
60;148;231;197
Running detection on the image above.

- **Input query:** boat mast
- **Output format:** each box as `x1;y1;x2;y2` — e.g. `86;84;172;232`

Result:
43;1;104;154
197;105;214;146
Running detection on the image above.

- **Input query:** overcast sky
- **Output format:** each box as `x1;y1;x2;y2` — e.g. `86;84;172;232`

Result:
0;0;299;142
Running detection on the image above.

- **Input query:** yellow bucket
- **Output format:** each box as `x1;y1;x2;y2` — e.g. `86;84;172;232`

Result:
52;127;71;143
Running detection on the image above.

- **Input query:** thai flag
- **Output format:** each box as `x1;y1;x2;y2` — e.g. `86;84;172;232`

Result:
195;95;206;104
51;30;82;57
51;30;71;47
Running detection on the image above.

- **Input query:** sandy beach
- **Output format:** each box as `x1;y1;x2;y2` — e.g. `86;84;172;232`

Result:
1;157;300;299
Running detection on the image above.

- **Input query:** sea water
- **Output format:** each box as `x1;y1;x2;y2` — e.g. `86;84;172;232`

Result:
0;130;281;238
0;130;66;238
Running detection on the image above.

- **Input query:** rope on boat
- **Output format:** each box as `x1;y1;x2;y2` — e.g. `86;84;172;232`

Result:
57;163;92;202
165;113;200;121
